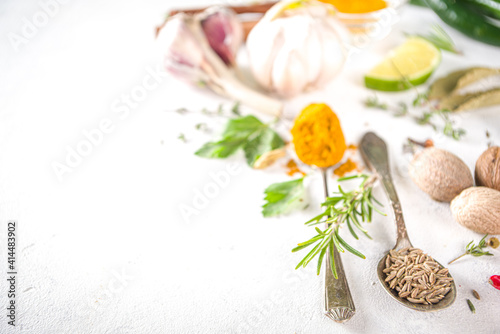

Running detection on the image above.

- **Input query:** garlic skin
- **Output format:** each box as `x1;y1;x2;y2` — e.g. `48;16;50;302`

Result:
157;14;208;84
199;7;243;66
247;0;347;97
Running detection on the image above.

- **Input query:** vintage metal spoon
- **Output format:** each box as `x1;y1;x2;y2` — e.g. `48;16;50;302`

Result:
359;132;456;311
320;168;355;322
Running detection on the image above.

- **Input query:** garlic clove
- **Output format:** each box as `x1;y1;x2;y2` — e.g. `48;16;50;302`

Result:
303;24;322;86
157;14;204;70
198;7;243;67
281;15;321;88
314;22;345;88
271;49;307;97
247;21;285;89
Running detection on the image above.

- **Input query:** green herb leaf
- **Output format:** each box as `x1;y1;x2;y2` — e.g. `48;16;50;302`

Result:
221;115;264;138
244;127;285;166
194;138;246;158
262;177;307;217
195;115;285;166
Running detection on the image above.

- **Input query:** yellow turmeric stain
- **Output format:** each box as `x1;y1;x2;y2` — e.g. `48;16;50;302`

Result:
319;0;387;14
291;103;346;168
286;159;306;177
333;158;358;177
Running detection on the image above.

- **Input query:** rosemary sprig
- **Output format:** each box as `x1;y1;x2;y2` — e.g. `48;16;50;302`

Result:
449;234;494;264
292;174;385;279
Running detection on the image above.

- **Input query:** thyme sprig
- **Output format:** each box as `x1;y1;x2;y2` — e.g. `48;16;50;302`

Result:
364;96;388;110
415;108;466;140
449;234;494;264
364;94;466;140
292;174;385;279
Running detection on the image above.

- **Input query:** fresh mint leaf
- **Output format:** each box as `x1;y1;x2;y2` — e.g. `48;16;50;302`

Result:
262;177;307;217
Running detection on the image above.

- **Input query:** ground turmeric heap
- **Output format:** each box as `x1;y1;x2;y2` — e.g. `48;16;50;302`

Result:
291;103;346;168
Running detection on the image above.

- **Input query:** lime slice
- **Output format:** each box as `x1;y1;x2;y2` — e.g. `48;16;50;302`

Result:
365;37;441;92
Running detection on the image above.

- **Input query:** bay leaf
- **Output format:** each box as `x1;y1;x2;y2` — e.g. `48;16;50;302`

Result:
451;67;500;95
454;88;500;112
439;92;477;111
429;68;470;100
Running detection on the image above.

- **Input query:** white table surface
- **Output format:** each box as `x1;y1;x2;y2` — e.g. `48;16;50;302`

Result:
1;0;499;333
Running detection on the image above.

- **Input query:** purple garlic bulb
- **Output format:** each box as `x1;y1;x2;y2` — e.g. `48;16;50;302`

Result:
198;7;243;66
156;10;282;117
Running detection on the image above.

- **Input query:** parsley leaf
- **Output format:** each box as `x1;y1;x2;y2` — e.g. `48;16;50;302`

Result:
262;177;307;217
195;115;285;167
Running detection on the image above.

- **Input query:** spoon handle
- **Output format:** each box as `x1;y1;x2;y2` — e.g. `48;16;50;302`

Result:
359;132;412;249
321;169;356;323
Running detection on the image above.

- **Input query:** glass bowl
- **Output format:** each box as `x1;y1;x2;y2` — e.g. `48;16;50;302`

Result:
334;0;408;49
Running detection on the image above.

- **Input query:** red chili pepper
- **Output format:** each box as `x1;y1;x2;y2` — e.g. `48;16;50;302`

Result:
489;275;500;290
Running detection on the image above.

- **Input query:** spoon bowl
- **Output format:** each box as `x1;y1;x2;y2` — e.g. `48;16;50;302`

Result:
376;251;457;312
360;132;457;312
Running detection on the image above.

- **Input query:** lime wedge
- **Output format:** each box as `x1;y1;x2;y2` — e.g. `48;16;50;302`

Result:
365;37;441;91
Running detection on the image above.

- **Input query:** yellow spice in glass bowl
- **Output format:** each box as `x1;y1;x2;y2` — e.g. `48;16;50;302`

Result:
319;0;408;45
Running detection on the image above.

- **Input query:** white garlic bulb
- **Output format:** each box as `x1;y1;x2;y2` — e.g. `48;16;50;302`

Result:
247;0;347;97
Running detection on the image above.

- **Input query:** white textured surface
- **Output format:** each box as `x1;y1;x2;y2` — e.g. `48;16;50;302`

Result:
0;1;499;333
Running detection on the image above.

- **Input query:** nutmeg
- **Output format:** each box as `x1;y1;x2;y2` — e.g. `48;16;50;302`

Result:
451;187;500;234
475;146;500;191
409;147;473;202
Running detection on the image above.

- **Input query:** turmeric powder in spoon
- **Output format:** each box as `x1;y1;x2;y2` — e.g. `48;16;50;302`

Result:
291;103;346;168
